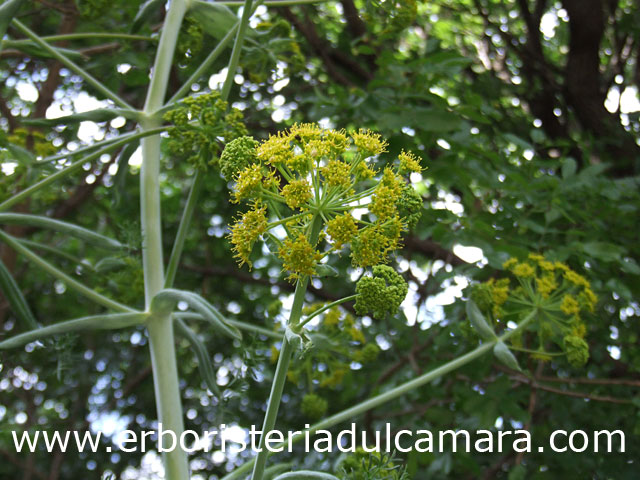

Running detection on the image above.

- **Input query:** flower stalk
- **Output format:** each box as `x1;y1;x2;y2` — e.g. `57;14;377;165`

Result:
251;215;323;480
223;310;537;480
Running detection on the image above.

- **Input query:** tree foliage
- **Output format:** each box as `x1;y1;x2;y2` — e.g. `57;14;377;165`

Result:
0;0;638;479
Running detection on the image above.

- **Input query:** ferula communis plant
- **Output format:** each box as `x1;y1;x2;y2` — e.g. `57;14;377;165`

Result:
220;123;422;477
0;1;603;479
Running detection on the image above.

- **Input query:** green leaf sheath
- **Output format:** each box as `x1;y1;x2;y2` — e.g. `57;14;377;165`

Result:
174;318;221;397
466;299;497;341
493;340;522;372
151;289;242;340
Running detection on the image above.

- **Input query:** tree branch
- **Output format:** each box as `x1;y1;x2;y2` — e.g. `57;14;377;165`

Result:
339;0;367;38
280;7;354;86
562;0;640;175
496;365;634;404
403;235;468;266
0;448;48;480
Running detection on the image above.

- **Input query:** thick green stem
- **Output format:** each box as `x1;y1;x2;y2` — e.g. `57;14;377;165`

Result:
140;127;165;302
146;314;188;475
251;283;306;480
252;217;323;480
140;1;189;479
225;310;537;480
252;335;295;478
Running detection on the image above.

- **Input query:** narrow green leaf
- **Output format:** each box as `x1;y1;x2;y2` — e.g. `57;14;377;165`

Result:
0;0;26;54
6;42;86;61
175;318;221;396
189;1;242;41
113;140;139;207
493;340;522;372
18;238;93;269
580;241;625;263
562;157;577;178
315;264;339;277
0;256;39;330
466;299;496;341
175;312;281;339
503;133;533;151
0;213;125;250
151;289;242;340
620;257;640;276
94;257;128;273
1;142;35;165
22;108;140;127
0;312;147;349
0;230;134;312
12;19;133;110
273;472;340;480
131;0;164;32
37;127;157;165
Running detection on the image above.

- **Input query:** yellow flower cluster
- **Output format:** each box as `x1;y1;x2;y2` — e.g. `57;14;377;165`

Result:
278;234;323;280
228;202;267;268
326;214;358;249
536;274;558;298
232;164;264;203
503;254;598;314
281;179;312;210
511;262;535;278
351;129;388;157
471;253;599;367
351;220;402;267
398;150;423;174
320;159;352;189
222;123;425;279
560;294;580;316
